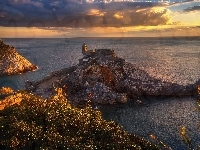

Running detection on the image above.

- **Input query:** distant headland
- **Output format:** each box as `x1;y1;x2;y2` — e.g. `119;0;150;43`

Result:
0;40;37;77
25;43;200;107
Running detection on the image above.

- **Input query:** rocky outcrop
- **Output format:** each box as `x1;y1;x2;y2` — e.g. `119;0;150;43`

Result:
32;49;200;107
0;40;37;76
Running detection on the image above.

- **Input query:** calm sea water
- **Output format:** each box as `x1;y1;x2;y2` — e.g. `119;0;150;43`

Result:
1;37;200;149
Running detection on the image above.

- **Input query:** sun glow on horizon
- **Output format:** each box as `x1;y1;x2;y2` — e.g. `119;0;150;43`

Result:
0;25;200;38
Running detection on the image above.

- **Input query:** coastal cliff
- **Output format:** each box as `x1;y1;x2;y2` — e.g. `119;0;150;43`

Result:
0;40;37;76
31;48;199;107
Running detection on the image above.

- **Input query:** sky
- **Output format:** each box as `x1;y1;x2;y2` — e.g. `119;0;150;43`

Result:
0;0;200;38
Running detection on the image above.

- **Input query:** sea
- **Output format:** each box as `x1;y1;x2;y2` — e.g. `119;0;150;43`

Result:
0;37;200;149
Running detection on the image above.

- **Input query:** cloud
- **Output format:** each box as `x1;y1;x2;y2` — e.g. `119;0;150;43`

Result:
0;12;6;18
0;1;172;27
170;0;195;5
61;6;172;27
183;5;200;12
9;0;43;8
0;4;24;25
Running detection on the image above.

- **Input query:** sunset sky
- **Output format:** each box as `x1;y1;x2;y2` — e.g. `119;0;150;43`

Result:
0;0;200;38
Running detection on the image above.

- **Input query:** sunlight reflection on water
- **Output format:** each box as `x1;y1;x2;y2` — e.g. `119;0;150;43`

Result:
1;37;199;150
100;97;200;150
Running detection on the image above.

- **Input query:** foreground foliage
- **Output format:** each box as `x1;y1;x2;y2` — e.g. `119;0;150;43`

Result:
0;87;14;95
0;88;161;150
0;87;14;99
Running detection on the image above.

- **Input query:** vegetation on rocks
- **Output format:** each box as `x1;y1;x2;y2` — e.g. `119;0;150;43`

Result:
0;87;15;104
0;87;13;96
0;40;37;76
0;88;165;150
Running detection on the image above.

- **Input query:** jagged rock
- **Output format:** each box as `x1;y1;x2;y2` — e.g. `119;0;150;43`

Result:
0;40;37;76
33;49;200;107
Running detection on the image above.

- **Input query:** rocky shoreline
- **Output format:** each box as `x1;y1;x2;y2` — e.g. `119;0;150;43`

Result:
0;40;37;77
28;48;199;107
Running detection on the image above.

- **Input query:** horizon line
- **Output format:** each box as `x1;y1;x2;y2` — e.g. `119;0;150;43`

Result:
1;35;200;39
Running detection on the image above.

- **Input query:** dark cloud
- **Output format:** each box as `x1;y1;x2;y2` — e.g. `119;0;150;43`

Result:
59;7;171;27
183;5;200;12
0;0;171;27
171;0;195;4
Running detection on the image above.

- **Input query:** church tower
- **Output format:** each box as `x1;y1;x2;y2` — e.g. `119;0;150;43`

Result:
82;43;88;55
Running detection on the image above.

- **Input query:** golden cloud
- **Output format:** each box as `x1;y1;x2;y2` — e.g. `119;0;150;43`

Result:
88;9;106;16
